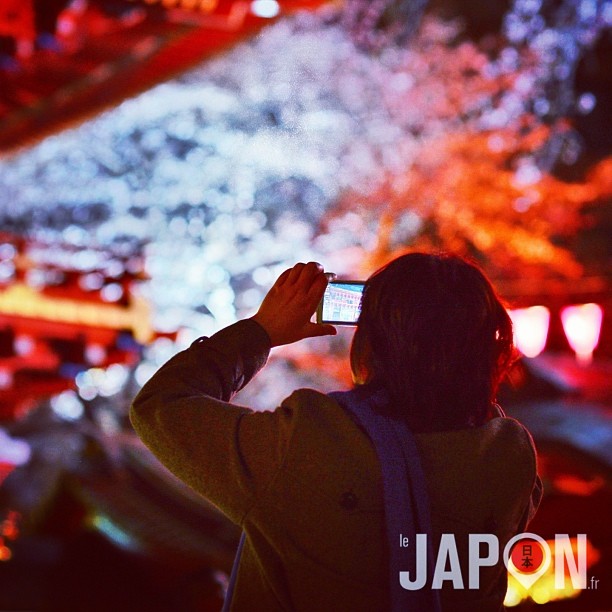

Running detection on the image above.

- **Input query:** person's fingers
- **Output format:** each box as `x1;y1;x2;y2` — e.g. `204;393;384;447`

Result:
305;270;328;309
286;262;306;285
303;261;324;275
265;262;328;322
288;261;323;287
319;323;337;336
307;261;325;277
306;268;327;295
274;268;292;288
295;263;325;298
302;322;337;338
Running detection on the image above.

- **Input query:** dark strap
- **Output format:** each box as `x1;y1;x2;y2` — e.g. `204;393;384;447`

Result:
329;387;442;612
222;531;246;611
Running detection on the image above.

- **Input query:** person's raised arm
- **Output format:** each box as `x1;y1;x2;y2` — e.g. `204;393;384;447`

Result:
130;262;335;524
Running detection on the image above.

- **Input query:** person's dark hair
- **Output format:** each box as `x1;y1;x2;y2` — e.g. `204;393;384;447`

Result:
350;252;516;431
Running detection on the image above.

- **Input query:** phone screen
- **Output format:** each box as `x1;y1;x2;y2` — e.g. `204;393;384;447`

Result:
317;281;365;325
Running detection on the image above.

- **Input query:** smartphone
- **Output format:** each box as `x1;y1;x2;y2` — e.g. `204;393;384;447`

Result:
317;280;365;326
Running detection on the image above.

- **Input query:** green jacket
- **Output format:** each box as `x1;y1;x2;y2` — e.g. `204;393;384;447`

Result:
130;319;542;611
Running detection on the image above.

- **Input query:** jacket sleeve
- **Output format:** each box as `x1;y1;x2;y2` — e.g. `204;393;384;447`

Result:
129;318;295;525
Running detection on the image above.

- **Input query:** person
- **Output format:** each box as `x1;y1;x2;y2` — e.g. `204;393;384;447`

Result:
130;253;542;611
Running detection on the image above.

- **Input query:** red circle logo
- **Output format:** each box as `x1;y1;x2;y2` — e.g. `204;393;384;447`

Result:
510;538;545;574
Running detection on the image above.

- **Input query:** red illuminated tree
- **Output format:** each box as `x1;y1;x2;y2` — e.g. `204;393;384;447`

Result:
330;127;611;282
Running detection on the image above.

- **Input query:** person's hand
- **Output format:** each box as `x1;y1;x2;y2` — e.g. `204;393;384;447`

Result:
251;262;337;347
